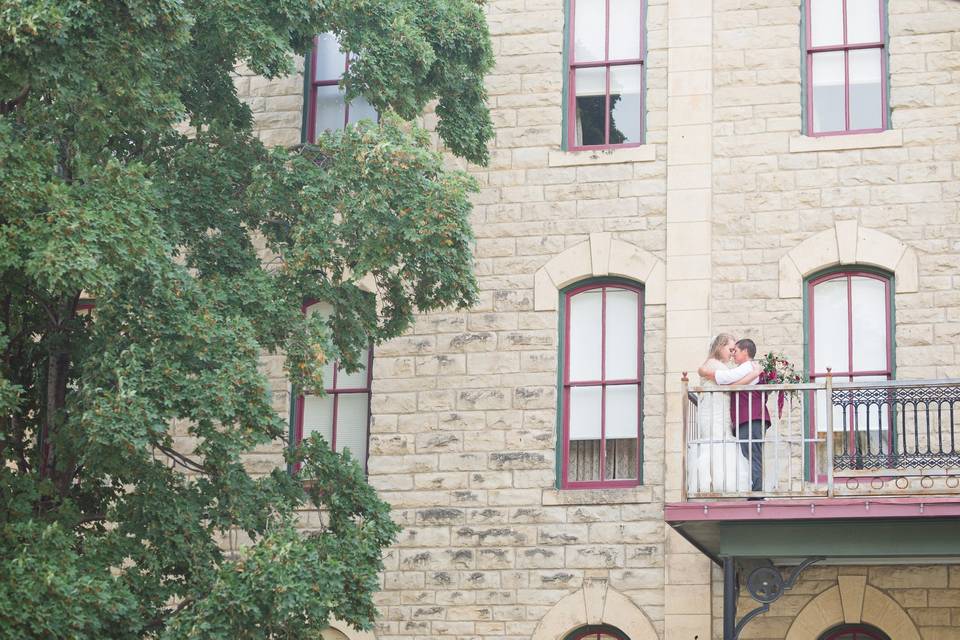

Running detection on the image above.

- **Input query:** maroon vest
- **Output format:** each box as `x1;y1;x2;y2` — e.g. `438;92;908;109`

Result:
730;386;771;427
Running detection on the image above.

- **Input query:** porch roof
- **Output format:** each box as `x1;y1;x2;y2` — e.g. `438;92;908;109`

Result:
665;497;960;564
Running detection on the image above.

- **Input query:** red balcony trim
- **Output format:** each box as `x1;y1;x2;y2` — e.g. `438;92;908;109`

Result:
665;496;960;523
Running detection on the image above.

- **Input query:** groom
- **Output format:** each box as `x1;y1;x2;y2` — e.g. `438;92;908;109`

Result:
702;338;770;493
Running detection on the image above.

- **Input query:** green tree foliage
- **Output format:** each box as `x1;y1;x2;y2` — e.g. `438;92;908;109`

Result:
0;1;492;637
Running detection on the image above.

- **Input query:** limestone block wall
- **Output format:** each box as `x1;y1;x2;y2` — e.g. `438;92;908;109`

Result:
709;0;960;380
367;0;672;636
230;0;960;638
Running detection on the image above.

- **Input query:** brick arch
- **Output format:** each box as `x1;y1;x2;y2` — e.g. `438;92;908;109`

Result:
321;620;376;640
531;580;659;640
533;233;666;311
778;220;918;298
785;578;920;640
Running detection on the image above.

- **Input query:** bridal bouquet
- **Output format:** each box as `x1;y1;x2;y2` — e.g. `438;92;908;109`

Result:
757;352;804;417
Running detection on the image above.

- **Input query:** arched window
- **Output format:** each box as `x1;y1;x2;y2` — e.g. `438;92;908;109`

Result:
806;269;893;471
563;624;631;640
293;301;372;470
818;622;891;640
560;280;643;488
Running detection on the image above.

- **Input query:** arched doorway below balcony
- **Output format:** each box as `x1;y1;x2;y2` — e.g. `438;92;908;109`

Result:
563;624;631;640
818;623;891;640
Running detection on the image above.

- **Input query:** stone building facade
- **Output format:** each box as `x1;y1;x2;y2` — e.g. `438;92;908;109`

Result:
236;0;960;638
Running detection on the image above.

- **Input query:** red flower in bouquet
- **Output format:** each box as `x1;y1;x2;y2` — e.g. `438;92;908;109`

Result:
757;352;804;417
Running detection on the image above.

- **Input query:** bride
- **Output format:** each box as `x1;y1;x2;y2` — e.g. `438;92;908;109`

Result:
687;333;758;494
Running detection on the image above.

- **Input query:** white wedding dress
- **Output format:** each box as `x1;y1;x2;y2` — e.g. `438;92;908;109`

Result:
687;379;751;494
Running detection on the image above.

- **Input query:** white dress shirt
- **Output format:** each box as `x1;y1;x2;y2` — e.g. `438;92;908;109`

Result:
714;361;757;386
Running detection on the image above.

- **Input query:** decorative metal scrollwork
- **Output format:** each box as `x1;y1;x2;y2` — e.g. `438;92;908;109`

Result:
732;557;824;640
746;566;783;603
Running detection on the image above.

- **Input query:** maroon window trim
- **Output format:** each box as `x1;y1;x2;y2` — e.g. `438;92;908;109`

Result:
805;0;887;136
567;0;646;150
293;301;373;472
819;623;891;640
806;270;893;471
564;625;631;640
305;35;374;143
561;282;644;489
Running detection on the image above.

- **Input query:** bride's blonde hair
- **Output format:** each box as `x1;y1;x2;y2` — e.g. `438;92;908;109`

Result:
708;333;736;360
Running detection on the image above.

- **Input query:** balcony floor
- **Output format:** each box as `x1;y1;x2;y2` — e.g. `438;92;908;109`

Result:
665;496;960;564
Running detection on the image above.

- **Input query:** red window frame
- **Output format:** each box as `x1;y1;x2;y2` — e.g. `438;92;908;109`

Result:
293;302;373;471
305;35;374;143
805;0;887;136
819;623;891;640
561;281;644;489
564;625;630;640
806;270;893;470
567;0;646;150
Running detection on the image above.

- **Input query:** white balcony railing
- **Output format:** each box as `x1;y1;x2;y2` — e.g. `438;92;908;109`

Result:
681;375;960;500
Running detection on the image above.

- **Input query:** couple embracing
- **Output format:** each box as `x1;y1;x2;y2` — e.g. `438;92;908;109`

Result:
690;334;771;495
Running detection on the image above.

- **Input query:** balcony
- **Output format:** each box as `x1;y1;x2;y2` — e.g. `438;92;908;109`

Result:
682;376;960;500
665;375;960;564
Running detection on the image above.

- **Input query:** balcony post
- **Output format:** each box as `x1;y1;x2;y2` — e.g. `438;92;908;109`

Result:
723;556;737;640
825;368;834;498
681;372;689;502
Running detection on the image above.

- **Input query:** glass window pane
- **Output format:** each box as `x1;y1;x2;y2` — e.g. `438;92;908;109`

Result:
347;95;378;124
305;302;336;385
609;0;642;60
569;290;603;381
315;33;347;81
605;384;638;439
813;277;849;374
606;385;638;479
335;393;369;461
605;288;639;379
569;385;602;440
851;276;888;372
575;67;607;146
850;375;890;435
609;64;643;144
847;0;882;44
849;48;883;130
574;0;606;62
337;348;369;389
303;394;334;444
810;0;843;47
811;51;846;133
315;84;347;133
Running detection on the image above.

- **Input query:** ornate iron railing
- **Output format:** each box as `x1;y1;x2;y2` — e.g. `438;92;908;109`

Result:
681;375;960;499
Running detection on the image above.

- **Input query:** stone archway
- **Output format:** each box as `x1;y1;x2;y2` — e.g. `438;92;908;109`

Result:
531;580;660;640
785;577;920;640
321;619;376;640
778;221;918;298
533;233;666;311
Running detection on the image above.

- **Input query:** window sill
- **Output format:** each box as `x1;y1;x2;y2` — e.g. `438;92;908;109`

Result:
788;129;903;153
542;486;656;505
549;144;656;167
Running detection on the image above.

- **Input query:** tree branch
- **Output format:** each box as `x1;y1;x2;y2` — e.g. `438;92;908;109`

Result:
155;444;208;474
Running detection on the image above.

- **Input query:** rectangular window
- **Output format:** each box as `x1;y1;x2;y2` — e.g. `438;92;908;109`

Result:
294;302;372;469
561;282;643;488
806;0;887;135
567;0;645;149
306;33;378;142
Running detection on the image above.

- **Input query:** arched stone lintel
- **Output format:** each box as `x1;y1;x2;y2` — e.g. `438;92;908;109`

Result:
531;581;660;640
778;221;919;298
534;233;666;311
785;583;921;640
322;619;376;640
